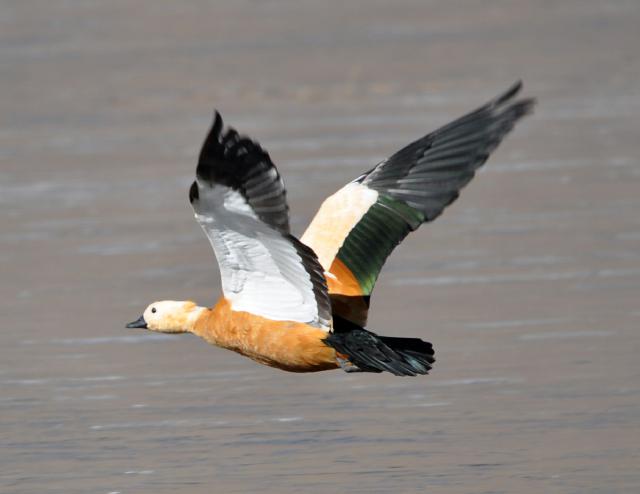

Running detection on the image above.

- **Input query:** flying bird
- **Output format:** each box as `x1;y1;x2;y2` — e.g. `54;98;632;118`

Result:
127;82;535;376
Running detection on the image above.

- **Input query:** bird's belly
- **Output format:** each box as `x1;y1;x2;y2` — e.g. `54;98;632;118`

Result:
194;300;339;372
231;322;339;372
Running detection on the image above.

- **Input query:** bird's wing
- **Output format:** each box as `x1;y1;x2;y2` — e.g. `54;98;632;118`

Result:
302;81;535;326
191;112;332;329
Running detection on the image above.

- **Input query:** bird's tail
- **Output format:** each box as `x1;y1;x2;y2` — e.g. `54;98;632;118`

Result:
324;322;435;376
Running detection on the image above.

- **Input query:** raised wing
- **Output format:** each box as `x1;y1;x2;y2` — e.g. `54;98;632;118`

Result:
197;111;290;233
302;81;535;325
191;111;331;329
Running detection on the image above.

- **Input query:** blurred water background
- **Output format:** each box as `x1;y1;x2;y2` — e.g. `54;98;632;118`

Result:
1;1;639;492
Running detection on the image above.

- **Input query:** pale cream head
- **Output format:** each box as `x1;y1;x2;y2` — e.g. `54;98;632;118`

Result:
126;300;204;334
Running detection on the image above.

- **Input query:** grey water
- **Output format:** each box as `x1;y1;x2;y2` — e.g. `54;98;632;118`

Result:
2;1;640;493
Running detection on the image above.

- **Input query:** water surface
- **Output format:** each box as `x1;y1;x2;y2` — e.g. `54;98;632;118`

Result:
2;1;639;492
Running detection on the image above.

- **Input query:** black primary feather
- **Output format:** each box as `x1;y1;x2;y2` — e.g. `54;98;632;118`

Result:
195;111;290;234
359;81;536;222
287;234;333;329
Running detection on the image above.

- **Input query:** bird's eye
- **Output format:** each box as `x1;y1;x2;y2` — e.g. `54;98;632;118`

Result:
151;307;157;314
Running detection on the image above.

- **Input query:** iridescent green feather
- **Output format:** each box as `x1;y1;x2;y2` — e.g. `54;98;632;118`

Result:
335;194;424;295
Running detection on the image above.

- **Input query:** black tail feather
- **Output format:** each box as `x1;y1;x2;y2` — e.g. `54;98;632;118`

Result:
324;326;435;377
379;336;435;374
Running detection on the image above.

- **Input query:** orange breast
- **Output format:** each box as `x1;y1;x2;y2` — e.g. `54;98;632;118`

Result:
193;298;339;373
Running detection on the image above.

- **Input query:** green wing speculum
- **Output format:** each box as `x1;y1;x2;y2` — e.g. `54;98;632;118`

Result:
302;82;535;325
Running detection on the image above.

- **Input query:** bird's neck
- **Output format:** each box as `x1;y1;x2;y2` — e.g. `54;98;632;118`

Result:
189;298;234;347
181;305;209;333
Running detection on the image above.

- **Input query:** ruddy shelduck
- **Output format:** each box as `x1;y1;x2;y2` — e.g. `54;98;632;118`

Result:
127;82;535;376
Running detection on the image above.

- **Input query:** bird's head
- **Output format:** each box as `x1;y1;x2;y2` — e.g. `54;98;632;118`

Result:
126;300;202;334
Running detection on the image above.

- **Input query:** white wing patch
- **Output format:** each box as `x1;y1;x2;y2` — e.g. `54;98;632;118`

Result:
301;182;378;270
193;182;327;328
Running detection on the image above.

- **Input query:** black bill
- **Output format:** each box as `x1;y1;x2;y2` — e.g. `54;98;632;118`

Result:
126;315;147;329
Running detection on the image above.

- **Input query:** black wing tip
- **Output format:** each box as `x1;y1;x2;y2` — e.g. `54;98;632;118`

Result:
205;109;224;146
512;96;537;118
212;109;224;135
494;80;537;115
198;110;269;176
197;111;256;186
208;109;260;153
188;180;199;204
495;80;523;105
194;109;292;235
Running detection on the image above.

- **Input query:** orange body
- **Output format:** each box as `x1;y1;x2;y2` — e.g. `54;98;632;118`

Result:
192;298;339;372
